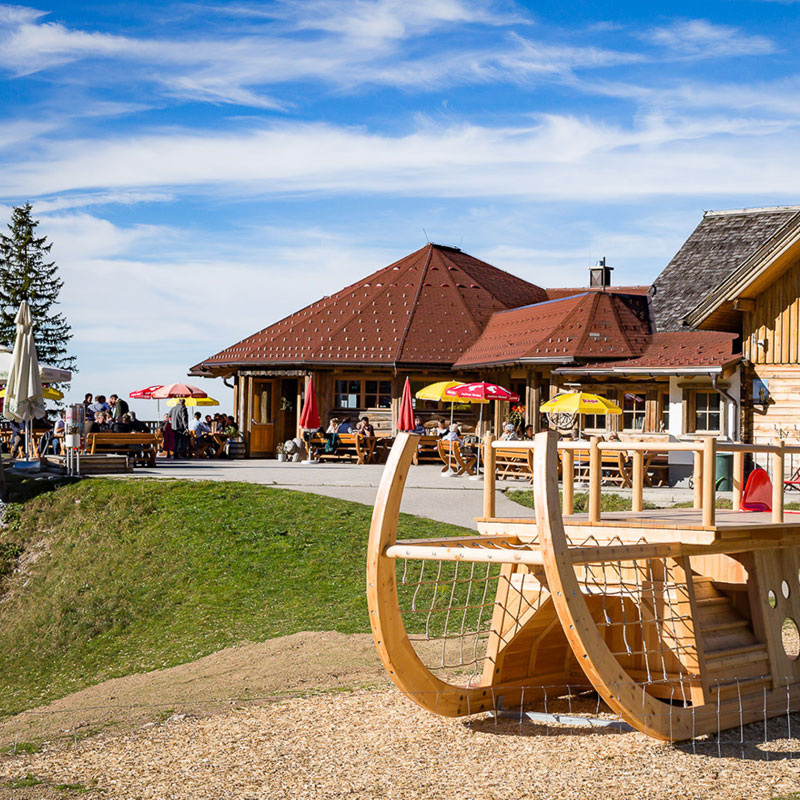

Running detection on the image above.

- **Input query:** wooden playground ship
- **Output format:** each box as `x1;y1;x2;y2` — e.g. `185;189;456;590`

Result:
367;431;800;741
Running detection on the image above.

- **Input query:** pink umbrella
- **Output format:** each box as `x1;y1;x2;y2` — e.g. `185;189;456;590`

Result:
129;385;163;399
444;382;520;403
151;383;208;399
397;377;415;433
299;375;320;430
444;382;520;477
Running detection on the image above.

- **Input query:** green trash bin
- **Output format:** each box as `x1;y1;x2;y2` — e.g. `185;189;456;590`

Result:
715;452;733;491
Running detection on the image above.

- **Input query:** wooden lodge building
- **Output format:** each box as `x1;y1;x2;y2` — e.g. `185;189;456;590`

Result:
191;205;800;482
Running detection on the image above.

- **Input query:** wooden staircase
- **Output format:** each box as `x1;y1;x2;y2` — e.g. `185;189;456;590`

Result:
692;576;771;701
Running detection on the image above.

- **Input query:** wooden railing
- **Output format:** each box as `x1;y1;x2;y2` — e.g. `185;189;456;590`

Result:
482;434;800;527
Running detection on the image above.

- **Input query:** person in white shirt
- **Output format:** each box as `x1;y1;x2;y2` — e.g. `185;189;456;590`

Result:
443;424;461;442
189;412;210;435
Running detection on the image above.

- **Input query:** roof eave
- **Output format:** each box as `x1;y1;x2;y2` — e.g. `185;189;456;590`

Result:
684;218;800;328
554;358;740;377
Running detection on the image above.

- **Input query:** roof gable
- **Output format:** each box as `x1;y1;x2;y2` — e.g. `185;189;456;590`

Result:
453;291;652;369
651;207;800;332
192;244;547;373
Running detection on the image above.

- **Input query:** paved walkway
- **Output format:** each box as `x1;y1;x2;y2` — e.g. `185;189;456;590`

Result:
130;459;705;531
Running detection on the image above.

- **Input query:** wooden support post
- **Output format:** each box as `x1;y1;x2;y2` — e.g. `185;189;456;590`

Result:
702;436;716;528
562;448;574;516
632;450;644;513
483;434;496;519
693;448;703;511
589;436;601;524
732;449;744;511
773;440;784;524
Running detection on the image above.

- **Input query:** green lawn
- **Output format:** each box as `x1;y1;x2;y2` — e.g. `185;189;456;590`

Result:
0;478;469;717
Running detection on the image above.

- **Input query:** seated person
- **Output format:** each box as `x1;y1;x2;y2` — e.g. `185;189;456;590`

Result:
443;423;461;442
51;411;66;454
435;419;449;438
189;411;210;436
9;420;24;459
87;412;104;434
338;417;353;433
112;413;133;433
500;422;521;441
129;411;148;433
524;424;534;440
356;416;375;437
326;417;340;434
412;416;425;435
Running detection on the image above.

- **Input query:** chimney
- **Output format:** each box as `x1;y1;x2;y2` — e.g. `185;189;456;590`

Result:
589;257;613;290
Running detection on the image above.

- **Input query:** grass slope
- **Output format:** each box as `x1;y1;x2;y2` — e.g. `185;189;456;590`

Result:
0;479;469;717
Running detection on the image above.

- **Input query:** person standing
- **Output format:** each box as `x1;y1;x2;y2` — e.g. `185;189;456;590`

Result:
109;394;129;420
168;398;189;458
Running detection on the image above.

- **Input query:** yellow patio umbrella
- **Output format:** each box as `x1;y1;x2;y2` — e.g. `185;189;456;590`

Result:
0;386;63;401
540;391;621;444
166;396;220;407
540;392;622;415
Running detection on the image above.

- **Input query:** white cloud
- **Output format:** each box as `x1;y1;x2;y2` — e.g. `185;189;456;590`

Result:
645;19;776;59
1;113;796;203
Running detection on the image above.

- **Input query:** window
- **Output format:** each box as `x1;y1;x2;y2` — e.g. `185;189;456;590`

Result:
335;380;361;409
694;391;720;433
659;391;670;432
364;380;392;409
622;392;646;431
334;378;392;409
583;391;616;431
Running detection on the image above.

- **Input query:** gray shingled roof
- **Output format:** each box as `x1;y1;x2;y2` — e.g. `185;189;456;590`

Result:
651;207;800;332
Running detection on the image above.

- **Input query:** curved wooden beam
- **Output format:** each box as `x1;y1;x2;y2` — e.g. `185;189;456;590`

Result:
366;432;492;716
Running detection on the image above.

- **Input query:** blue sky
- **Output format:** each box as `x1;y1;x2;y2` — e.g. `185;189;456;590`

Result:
1;0;799;414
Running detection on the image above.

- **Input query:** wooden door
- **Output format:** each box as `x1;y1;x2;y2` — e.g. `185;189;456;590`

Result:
250;379;276;456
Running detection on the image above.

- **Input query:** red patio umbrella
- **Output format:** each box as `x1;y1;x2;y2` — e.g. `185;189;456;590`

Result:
444;382;520;403
299;375;321;430
397;377;415;433
444;382;520;478
129;385;163;399
151;383;208;399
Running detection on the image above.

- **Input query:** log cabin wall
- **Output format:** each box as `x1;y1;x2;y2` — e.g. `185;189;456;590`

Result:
741;256;800;474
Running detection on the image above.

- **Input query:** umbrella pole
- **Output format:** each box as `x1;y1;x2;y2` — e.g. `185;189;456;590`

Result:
471;403;484;481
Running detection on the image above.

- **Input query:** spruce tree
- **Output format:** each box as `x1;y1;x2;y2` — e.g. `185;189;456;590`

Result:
0;203;75;372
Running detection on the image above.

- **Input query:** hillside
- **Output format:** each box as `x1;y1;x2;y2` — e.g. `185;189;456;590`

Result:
0;478;468;717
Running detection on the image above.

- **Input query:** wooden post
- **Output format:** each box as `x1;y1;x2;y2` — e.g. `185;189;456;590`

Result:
773;440;784;524
732;449;744;511
632;450;644;513
702;436;716;528
483;434;496;519
589;436;601;524
693;447;703;511
562;447;574;515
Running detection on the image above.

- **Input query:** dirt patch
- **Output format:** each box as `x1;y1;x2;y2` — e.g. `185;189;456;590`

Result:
2;690;800;800
0;631;388;749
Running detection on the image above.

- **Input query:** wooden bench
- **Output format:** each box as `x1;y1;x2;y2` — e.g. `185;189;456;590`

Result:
494;446;533;482
643;453;669;487
438;439;477;476
413;435;442;465
568;449;630;487
86;433;158;467
309;433;375;464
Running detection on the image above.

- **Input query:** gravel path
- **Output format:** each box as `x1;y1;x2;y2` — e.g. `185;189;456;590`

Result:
2;689;800;800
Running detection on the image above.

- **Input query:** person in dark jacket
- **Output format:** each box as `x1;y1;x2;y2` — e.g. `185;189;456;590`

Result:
168;398;189;458
109;394;129;420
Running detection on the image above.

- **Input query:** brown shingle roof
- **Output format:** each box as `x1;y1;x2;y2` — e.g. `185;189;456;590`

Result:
651;206;800;332
559;331;739;373
191;244;547;373
453;291;652;369
546;285;649;301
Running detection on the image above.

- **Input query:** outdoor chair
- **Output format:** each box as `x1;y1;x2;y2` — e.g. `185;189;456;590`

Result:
437;439;477;476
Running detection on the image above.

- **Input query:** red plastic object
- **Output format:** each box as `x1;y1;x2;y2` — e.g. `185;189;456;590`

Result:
299;374;321;430
740;467;772;512
397;377;414;432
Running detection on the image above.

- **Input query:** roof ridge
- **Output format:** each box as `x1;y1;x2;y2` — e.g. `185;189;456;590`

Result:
704;205;800;217
394;244;434;362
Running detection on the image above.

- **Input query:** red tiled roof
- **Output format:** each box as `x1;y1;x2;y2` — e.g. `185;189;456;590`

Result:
559;331;740;372
546;285;650;301
191;244;547;373
453;292;653;368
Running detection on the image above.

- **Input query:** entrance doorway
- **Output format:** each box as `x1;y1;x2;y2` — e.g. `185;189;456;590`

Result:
250;379;276;456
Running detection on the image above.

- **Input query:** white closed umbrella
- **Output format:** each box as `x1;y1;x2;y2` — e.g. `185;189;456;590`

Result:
4;301;46;463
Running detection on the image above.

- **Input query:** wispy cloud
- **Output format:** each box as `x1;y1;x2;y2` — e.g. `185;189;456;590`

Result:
645;19;776;59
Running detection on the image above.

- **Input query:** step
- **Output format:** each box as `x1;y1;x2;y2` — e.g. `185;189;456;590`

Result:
704;619;750;633
709;676;771;701
705;643;767;660
696;596;731;609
